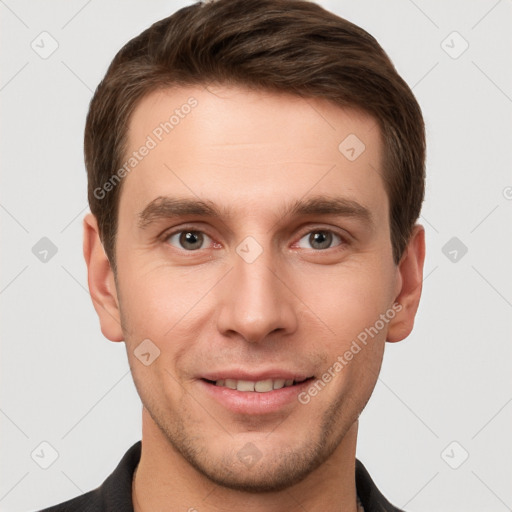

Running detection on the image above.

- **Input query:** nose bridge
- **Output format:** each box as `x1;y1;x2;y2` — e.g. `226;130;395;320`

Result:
216;239;297;343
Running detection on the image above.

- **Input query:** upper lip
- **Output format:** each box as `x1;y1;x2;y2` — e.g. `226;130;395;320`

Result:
200;370;314;382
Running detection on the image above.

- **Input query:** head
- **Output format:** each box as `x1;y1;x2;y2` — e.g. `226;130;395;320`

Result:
84;0;425;493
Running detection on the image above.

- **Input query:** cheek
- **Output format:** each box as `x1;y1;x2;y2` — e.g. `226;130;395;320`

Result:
293;259;395;346
116;261;217;351
117;269;197;406
118;278;171;337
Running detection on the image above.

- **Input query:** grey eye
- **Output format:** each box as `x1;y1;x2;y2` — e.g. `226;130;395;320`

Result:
167;231;210;250
297;230;341;250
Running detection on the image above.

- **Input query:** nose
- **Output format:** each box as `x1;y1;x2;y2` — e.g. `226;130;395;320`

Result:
216;244;298;344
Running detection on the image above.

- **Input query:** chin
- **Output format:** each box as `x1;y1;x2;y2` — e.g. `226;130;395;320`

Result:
160;418;347;494
186;443;330;493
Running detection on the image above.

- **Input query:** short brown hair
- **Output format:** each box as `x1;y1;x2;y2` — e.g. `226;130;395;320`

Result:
85;0;425;272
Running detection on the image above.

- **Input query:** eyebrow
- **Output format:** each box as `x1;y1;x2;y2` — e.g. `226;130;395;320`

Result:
137;195;374;230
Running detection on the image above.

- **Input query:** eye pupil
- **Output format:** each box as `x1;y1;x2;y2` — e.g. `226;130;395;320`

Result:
309;231;332;250
180;231;203;250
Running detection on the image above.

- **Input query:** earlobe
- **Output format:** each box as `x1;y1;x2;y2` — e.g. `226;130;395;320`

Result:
386;224;426;343
83;213;124;342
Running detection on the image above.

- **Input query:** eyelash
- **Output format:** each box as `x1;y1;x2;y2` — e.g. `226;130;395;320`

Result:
161;225;349;252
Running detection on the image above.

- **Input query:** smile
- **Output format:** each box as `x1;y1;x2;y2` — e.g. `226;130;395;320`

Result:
198;374;315;414
204;377;313;393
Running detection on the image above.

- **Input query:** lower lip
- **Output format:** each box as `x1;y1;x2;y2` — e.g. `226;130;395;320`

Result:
198;379;313;415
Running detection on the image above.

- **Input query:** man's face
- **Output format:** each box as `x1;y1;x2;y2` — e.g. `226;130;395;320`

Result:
112;85;402;490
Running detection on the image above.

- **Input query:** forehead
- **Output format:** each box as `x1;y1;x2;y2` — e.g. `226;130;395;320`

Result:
121;84;387;222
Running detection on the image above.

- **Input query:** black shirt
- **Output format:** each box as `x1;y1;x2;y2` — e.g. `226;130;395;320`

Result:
37;441;404;512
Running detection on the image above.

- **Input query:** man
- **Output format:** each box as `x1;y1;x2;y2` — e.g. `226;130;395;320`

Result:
40;0;425;510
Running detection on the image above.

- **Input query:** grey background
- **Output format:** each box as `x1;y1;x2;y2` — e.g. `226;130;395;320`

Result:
1;1;511;511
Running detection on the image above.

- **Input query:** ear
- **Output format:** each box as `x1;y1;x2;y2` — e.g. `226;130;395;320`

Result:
387;224;425;343
83;213;124;342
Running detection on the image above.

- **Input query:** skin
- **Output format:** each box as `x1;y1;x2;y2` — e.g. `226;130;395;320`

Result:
83;84;425;512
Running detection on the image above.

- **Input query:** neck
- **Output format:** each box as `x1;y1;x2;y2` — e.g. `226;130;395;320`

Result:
132;407;360;512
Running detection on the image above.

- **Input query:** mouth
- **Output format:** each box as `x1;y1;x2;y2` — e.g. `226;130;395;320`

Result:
201;377;314;393
198;373;316;415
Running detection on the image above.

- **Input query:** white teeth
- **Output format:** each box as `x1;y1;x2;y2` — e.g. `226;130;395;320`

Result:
254;379;273;392
273;379;285;390
237;380;255;392
213;378;300;392
225;379;237;390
